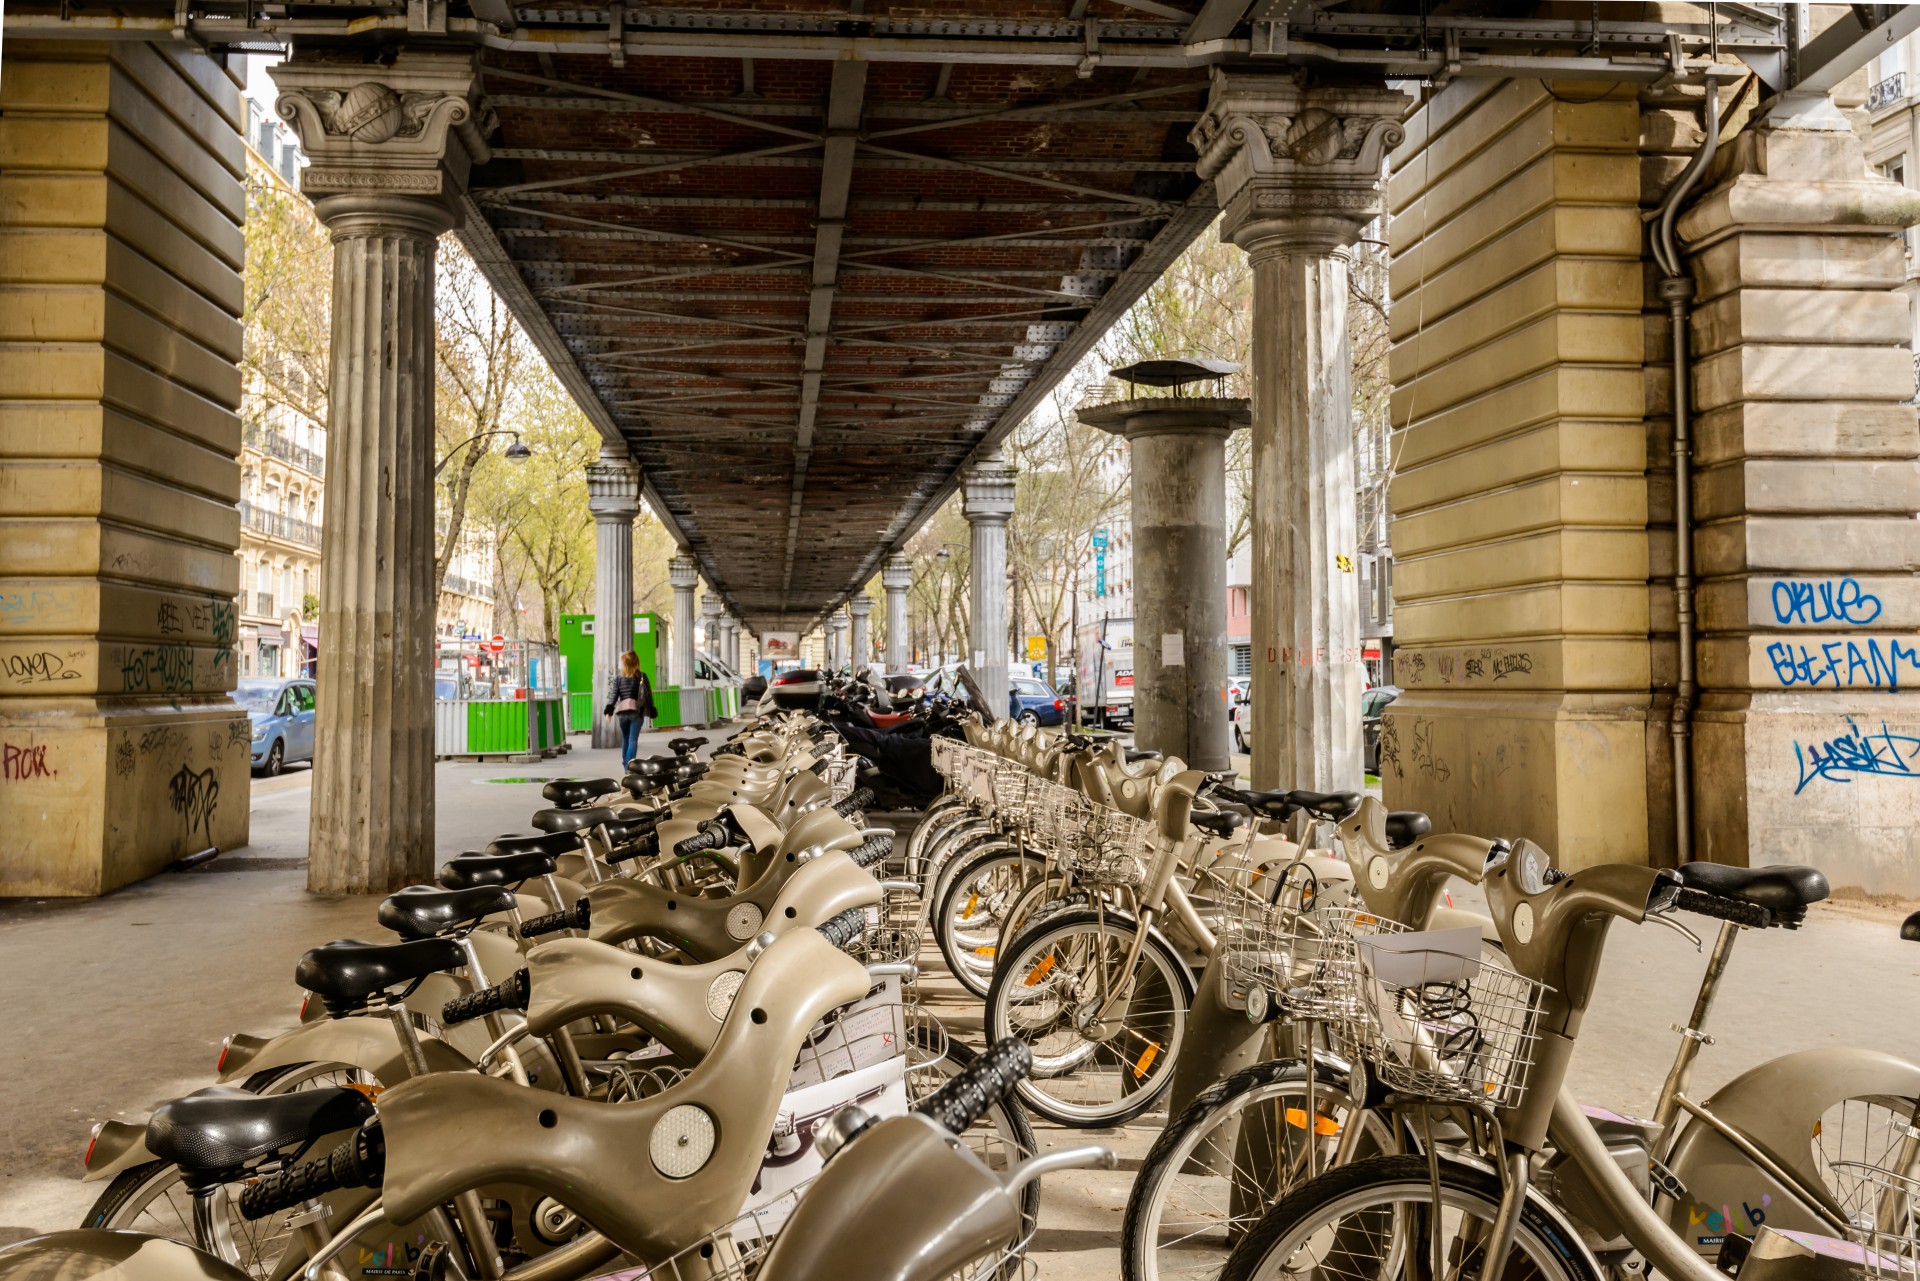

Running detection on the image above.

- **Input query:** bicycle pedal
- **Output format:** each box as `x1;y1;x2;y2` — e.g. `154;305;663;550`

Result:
1649;1155;1689;1202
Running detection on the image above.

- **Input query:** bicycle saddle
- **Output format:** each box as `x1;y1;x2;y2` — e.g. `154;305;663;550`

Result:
295;936;465;1010
1384;810;1432;848
484;831;583;860
376;885;518;940
668;736;707;754
532;805;617;834
1677;861;1828;926
438;850;557;890
543;778;619;808
146;1086;375;1178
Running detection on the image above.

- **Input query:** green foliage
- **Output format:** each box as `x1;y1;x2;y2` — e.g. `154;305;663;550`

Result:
241;170;331;434
302;593;321;621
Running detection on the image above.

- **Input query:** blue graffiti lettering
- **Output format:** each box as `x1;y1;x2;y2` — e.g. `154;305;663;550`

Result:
1793;718;1920;794
1766;638;1920;690
1770;578;1883;627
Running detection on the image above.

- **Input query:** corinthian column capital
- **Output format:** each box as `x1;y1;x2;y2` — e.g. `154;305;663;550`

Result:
1190;71;1408;256
274;48;494;209
586;444;642;523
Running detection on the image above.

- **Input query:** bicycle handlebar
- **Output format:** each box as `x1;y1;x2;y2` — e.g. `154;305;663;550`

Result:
848;833;894;869
240;1122;385;1220
674;821;730;858
914;1038;1032;1136
519;898;590;939
832;787;875;817
816;906;870;951
604;831;658;866
441;968;530;1025
1671;887;1773;930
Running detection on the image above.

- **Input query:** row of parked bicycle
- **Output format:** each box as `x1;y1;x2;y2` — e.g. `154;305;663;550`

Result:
14;716;1088;1281
912;716;1919;1281
11;703;1917;1281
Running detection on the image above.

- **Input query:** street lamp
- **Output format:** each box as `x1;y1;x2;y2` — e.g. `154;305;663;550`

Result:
434;429;532;478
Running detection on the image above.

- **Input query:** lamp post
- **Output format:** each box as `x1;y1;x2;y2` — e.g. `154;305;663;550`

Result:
434;429;531;479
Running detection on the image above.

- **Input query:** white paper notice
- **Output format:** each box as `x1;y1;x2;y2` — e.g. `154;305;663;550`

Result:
972;649;985;667
1162;632;1184;666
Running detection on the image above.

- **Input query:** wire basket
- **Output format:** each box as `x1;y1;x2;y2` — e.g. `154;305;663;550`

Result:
1025;786;1098;862
1065;806;1151;887
1340;928;1546;1110
1213;864;1375;1022
1834;1160;1920;1276
790;976;907;1090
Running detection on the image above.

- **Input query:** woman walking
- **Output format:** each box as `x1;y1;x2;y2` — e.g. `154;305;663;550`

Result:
604;650;653;766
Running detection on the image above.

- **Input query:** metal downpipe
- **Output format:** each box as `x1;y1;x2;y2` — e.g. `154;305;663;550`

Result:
1653;81;1720;867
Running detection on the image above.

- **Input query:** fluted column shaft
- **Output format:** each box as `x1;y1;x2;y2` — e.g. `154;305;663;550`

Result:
882;553;911;671
963;449;1016;720
668;555;698;687
587;445;640;751
848;595;872;670
308;196;452;892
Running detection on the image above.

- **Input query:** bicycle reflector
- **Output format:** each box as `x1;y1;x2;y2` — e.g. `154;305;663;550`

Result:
84;1121;104;1168
216;1034;235;1074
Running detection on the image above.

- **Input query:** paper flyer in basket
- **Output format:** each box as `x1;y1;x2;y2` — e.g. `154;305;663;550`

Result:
1356;924;1481;987
744;1052;910;1237
787;974;904;1090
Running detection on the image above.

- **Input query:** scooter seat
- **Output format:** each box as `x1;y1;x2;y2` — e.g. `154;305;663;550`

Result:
146;1086;375;1177
542;778;619;808
1678;861;1829;925
1385;811;1432;849
533;806;615;834
483;831;583;860
376;885;518;940
295;936;465;1008
439;851;558;890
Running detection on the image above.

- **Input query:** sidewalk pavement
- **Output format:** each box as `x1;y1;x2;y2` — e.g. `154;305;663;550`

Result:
3;730;1918;1279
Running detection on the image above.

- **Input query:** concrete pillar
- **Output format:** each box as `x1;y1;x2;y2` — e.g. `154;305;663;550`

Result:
276;50;488;893
668;554;698;688
883;553;912;672
1081;401;1250;771
0;43;251;894
586;444;639;751
1192;73;1408;791
848;595;872;670
827;613;849;672
1676;99;1920;891
963;450;1016;719
700;593;723;665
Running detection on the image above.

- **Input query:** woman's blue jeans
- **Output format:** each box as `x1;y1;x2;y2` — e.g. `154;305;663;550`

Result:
618;712;644;766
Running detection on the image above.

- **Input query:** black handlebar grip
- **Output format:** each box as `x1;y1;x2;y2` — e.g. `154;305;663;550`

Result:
605;831;658;866
1673;888;1774;930
519;898;590;939
816;906;870;951
848;833;894;869
832;787;875;818
674;822;729;858
240;1123;385;1220
441;968;530;1025
914;1038;1033;1136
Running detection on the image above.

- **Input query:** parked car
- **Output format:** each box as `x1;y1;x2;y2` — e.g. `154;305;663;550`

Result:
239;677;316;776
1227;683;1400;773
1010;676;1067;726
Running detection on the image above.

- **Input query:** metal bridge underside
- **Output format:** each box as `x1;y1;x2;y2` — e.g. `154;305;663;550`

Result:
460;20;1219;634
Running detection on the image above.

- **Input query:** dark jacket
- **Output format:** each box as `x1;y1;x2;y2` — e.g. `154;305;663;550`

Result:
604;672;654;718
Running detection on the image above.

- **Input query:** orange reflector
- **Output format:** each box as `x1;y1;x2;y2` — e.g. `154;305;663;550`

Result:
1024;954;1057;986
973;946;997;957
344;1083;384;1101
1133;1041;1161;1080
1284;1108;1341;1135
962;892;979;920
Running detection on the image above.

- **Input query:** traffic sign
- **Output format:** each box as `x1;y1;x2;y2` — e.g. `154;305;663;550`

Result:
1092;527;1109;549
485;634;506;653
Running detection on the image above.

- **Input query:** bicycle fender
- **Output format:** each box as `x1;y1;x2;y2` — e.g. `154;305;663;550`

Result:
214;1014;475;1087
1664;1047;1920;1252
81;1119;153;1182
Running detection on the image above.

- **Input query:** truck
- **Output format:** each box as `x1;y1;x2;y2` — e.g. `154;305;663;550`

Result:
1077;615;1134;729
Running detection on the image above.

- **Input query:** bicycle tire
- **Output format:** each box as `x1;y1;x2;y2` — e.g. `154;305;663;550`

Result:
1220;1154;1600;1281
985;908;1195;1127
905;798;973;868
933;845;1046;998
925;831;1011;939
918;818;997;899
996;883;1091;962
1121;1056;1394;1281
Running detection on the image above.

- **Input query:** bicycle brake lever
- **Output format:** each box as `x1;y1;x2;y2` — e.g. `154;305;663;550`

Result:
1001;1144;1117;1194
1645;909;1703;952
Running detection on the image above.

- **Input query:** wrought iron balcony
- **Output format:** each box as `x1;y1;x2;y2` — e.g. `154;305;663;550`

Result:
240;500;321;548
442;573;495;601
1871;71;1907;111
244;424;326;477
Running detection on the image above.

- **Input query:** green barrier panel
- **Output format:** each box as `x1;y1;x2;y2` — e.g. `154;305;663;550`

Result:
568;693;592;733
465;701;529;755
652;687;682;729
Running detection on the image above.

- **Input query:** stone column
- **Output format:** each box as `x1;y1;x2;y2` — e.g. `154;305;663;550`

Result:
277;50;492;893
1082;400;1250;770
963;449;1017;719
1191;73;1406;791
848;595;873;670
586;444;639;751
700;593;723;664
883;553;912;671
668;555;698;688
827;614;848;671
1677;100;1920;891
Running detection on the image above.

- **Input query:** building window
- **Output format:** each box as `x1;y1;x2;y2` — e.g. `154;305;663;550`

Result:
1230;644;1252;679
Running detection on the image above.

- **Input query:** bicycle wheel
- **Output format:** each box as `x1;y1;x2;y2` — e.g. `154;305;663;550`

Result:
934;845;1044;998
906;1022;1042;1236
1220;1155;1600;1281
905;798;974;869
919;818;997;899
1122;1057;1396;1281
996;883;1090;963
985;908;1194;1127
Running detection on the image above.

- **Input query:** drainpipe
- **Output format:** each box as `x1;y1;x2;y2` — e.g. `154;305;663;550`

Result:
1652;80;1720;867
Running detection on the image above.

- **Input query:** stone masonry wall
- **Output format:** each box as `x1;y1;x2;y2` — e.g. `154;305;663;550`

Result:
0;42;251;894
